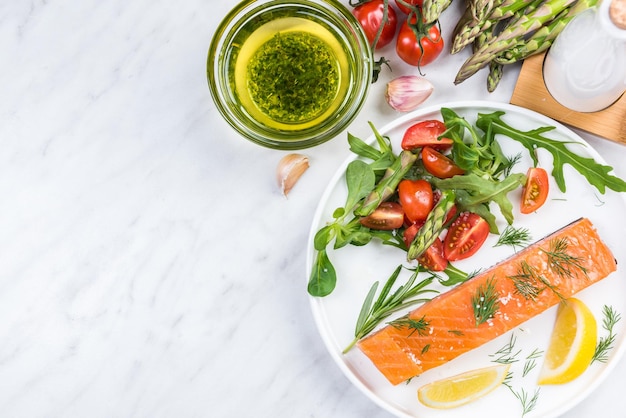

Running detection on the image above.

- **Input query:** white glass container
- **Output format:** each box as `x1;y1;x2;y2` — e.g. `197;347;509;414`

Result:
543;0;626;112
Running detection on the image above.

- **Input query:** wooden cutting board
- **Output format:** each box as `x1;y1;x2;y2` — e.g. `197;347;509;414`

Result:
510;52;626;145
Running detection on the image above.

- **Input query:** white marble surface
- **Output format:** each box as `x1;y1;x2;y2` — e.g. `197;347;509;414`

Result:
2;1;625;417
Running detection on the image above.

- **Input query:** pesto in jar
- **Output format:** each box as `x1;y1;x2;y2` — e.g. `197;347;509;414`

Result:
246;31;340;124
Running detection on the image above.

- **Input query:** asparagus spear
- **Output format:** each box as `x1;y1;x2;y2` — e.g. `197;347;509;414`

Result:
495;0;598;64
407;190;456;261
422;0;453;23
451;0;539;53
354;150;417;217
454;0;579;84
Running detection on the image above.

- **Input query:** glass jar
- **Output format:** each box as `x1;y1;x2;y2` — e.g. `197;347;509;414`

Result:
543;0;626;112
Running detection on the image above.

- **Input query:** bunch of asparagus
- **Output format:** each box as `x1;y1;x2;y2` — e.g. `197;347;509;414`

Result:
443;0;598;91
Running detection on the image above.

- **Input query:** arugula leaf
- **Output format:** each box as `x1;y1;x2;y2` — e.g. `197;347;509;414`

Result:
476;111;626;193
431;172;526;232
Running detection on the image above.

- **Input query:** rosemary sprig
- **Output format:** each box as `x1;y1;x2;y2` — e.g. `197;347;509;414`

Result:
472;277;500;326
388;315;430;337
494;225;532;250
343;265;438;353
545;237;588;280
592;305;621;364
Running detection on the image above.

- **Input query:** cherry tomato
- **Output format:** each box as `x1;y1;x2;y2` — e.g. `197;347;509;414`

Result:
359;201;405;230
398;179;434;223
396;17;444;67
403;224;447;271
394;0;424;14
421;146;465;178
401;120;453;152
352;0;398;50
521;167;549;214
443;212;490;261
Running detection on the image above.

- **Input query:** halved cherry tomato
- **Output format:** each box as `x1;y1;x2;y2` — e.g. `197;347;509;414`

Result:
398;179;434;223
396;17;444;67
403;223;447;271
401;120;453;152
352;0;398;50
359;201;405;230
395;0;424;14
520;167;549;214
421;146;465;178
443;212;490;261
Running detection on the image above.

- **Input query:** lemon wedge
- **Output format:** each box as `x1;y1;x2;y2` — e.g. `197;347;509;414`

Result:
538;298;597;385
417;364;510;409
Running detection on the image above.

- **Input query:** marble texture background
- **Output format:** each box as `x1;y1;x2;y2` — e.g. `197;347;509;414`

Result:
1;0;625;417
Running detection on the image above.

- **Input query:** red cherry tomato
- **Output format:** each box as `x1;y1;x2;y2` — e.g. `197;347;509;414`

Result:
443;212;490;261
421;146;465;178
395;0;424;14
359;201;405;230
352;0;398;50
396;17;444;67
403;224;447;271
398;179;434;223
401;120;453;152
521;167;549;214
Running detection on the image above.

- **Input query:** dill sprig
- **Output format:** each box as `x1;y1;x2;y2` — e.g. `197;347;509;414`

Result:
490;334;521;364
343;265;438;353
592;305;621;364
510;387;541;418
522;348;543;377
388;315;430;337
472;277;500;327
495;225;532;250
509;261;565;301
545;237;588;280
509;262;543;301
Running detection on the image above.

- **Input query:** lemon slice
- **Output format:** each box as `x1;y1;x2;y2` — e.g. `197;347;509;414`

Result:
538;298;597;385
417;364;510;409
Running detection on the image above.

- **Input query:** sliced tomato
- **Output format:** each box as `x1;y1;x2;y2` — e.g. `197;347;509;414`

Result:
403;224;447;271
521;167;549;214
418;237;447;271
359;201;404;230
398;179;434;223
421;146;465;178
443;212;489;261
401;120;453;152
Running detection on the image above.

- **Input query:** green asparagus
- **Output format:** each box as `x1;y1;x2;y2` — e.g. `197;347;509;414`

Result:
454;0;579;84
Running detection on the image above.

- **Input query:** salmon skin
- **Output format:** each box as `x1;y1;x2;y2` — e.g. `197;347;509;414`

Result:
357;218;617;385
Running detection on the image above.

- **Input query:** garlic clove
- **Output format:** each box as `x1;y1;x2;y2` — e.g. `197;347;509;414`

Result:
277;153;309;196
385;75;434;112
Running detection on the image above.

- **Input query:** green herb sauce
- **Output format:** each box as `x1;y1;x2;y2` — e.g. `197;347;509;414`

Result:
246;31;340;124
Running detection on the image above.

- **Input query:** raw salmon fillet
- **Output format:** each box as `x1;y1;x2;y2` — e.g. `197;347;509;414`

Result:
357;217;617;385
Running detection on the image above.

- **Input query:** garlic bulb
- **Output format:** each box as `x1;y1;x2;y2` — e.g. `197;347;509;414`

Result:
385;75;434;112
277;153;309;196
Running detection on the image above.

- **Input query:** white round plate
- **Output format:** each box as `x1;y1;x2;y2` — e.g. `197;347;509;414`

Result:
306;101;626;418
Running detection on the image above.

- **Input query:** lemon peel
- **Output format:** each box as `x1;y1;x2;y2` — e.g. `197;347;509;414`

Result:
418;364;510;409
538;298;597;385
